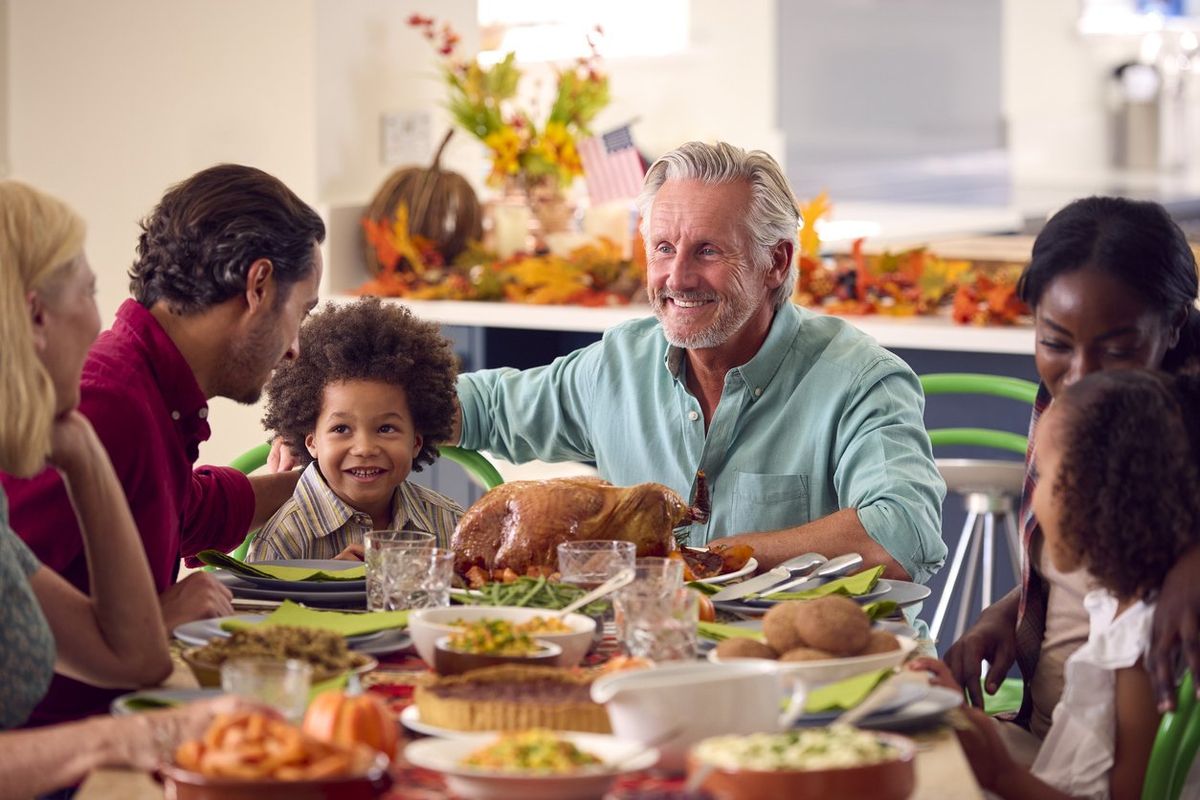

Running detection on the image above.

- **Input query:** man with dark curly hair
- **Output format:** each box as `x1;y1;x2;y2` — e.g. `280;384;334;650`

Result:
0;164;323;726
251;298;462;561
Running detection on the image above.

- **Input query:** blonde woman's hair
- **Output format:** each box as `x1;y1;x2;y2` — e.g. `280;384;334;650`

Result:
0;181;86;476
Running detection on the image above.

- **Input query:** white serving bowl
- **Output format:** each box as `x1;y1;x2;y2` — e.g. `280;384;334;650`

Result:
707;634;919;685
405;732;657;800
408;606;595;668
591;661;786;773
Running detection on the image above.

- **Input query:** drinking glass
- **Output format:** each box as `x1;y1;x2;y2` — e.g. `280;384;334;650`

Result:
378;546;454;611
220;658;312;722
556;540;637;589
627;556;685;593
614;586;699;662
365;529;435;611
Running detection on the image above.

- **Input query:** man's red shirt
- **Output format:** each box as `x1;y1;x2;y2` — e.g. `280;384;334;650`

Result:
1;299;255;725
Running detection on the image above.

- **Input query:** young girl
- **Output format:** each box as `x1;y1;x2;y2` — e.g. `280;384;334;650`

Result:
916;369;1200;799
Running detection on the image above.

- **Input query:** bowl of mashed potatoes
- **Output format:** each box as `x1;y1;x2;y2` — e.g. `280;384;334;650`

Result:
688;727;916;800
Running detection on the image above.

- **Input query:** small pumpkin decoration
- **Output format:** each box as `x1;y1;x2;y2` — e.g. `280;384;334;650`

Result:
302;682;399;759
363;128;483;272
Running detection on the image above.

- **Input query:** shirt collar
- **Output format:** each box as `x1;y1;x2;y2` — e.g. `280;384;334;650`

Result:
113;299;212;448
661;303;802;401
295;462;413;538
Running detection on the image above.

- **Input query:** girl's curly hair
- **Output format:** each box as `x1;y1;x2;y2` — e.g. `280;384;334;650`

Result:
1054;370;1200;599
262;298;457;471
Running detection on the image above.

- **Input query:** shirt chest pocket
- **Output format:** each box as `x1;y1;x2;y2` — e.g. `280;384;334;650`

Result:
730;472;810;533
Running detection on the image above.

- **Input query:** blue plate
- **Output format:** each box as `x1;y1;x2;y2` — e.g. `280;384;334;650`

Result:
221;559;366;593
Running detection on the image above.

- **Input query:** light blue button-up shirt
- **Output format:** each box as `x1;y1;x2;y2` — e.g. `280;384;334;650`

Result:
457;303;947;584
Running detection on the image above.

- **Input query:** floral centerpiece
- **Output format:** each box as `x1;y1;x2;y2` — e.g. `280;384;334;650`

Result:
408;14;609;198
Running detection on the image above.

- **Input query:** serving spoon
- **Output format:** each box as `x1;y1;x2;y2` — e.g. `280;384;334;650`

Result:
555;568;636;617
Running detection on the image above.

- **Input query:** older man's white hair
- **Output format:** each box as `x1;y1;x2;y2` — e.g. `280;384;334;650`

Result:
636;141;799;309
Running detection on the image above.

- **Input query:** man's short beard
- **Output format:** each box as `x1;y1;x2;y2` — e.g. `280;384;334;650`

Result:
652;259;765;350
215;313;281;404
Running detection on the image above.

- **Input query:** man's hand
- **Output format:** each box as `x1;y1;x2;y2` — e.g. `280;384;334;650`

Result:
1147;542;1200;711
943;591;1019;708
267;436;300;473
334;543;365;561
160;572;234;630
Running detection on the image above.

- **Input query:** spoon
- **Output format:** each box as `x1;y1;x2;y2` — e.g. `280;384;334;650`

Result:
763;552;865;596
555;568;635;617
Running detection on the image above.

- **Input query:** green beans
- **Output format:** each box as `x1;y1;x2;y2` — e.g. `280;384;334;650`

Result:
457;576;607;616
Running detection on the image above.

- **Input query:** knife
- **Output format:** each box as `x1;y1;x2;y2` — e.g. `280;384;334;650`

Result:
762;552;865;597
710;552;827;603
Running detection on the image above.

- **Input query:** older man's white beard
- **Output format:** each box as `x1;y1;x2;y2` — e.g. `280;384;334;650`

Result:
652;287;762;350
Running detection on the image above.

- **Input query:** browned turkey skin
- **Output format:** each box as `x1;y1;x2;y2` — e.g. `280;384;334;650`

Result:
451;474;709;578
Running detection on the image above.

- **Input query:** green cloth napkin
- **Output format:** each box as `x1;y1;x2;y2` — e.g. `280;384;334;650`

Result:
698;621;766;642
197;550;366;582
804;668;892;713
221;600;408;636
759;565;884;601
862;600;899;621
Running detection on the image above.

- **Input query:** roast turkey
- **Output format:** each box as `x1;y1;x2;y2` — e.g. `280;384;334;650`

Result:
452;475;709;577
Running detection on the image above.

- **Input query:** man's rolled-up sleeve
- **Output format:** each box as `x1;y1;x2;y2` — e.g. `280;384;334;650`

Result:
457;342;603;465
180;466;255;563
834;363;947;584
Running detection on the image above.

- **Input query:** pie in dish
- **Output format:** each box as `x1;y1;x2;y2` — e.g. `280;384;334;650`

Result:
413;665;611;733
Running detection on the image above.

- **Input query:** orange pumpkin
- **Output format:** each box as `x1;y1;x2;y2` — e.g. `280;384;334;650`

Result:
302;687;399;759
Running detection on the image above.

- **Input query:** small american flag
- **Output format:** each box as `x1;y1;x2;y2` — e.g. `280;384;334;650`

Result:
579;124;646;206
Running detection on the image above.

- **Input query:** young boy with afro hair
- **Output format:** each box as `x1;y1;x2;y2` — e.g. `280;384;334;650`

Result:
250;297;462;560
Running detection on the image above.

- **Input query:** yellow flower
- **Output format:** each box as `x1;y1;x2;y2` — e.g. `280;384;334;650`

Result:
539;122;583;180
485;127;523;183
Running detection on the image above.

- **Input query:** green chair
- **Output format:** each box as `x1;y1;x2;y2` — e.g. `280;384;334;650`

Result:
920;373;1039;649
222;443;504;561
1144;671;1199;800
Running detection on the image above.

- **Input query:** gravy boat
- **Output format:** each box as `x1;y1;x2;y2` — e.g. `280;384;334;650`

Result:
591;661;787;772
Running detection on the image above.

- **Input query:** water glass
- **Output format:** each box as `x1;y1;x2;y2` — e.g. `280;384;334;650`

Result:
614;586;699;662
220;658;312;722
377;546;454;611
365;529;435;611
628;556;685;593
556;540;637;588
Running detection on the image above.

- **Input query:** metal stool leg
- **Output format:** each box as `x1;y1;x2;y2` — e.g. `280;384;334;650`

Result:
981;512;996;611
931;509;980;643
954;515;984;643
1002;510;1022;584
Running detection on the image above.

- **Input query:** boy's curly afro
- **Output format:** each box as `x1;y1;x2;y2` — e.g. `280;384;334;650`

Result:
262;297;457;471
1054;370;1200;600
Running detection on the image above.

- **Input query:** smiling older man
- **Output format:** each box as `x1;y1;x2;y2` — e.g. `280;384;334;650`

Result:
453;141;946;585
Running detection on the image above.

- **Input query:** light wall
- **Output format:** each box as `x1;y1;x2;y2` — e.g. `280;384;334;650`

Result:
0;0;8;176
4;0;781;465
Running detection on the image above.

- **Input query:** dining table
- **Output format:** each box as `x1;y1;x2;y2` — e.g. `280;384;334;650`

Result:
74;638;986;800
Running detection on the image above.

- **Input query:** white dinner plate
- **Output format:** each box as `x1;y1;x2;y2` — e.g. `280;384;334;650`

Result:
401;704;481;739
172;614;410;656
110;688;223;715
714;578;931;618
694;556;759;586
741;579;893;608
793;678;930;724
405;732;659;800
222;558;366;593
851;685;962;732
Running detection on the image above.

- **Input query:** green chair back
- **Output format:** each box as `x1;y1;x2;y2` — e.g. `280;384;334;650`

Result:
220;443;504;562
919;373;1039;456
1143;671;1199;800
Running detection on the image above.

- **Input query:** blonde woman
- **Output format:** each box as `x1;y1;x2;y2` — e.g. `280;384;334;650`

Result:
0;181;240;797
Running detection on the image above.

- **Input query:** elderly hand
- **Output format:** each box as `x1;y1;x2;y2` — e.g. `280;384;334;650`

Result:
267;436;300;473
943;592;1019;709
160;572;234;630
1147;542;1200;711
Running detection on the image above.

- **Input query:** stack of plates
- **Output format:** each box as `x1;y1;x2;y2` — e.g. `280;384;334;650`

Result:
212;559;366;608
173;613;410;656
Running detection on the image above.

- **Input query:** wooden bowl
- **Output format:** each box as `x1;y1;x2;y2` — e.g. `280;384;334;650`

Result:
688;732;917;800
160;752;391;800
180;648;377;688
432;635;562;676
